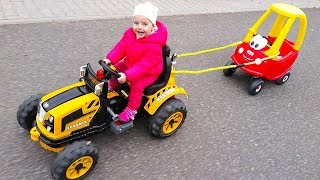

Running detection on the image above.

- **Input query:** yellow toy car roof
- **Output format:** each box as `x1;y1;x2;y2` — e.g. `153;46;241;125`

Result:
271;3;306;18
243;3;307;59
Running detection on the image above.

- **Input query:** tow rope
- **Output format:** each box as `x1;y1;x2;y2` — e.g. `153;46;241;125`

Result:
172;41;279;75
176;41;242;58
172;54;279;75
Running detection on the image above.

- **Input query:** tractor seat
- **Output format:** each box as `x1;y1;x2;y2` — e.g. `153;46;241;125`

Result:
144;46;172;96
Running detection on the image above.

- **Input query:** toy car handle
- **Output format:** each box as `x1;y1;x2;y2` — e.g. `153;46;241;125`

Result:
98;60;121;78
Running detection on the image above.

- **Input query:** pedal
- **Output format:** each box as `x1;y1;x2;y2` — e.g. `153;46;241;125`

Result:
107;91;119;99
110;120;133;135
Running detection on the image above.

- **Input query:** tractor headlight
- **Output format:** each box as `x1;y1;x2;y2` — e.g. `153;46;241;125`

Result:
94;82;104;96
38;102;46;122
49;115;54;123
44;115;54;133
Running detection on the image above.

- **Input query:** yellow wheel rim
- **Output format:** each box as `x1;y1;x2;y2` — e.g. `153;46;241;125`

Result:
66;156;93;179
162;112;184;135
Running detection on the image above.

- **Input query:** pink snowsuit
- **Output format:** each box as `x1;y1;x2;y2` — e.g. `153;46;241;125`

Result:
106;21;168;111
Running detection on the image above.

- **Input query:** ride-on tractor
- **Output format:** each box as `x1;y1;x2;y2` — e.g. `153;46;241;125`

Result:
223;3;307;95
17;46;188;180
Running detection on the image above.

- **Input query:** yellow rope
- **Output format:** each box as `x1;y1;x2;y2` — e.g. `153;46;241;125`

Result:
173;65;237;74
176;41;243;58
172;53;279;75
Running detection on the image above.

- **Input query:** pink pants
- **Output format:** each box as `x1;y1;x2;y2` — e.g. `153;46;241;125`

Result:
109;61;158;111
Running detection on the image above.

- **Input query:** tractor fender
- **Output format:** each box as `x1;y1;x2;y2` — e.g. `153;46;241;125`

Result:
144;86;188;115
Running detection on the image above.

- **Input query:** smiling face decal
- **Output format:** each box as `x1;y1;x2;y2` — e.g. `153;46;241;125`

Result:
237;34;268;61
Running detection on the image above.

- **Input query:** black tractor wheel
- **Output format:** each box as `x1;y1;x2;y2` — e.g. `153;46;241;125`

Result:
149;98;187;138
223;61;237;76
17;93;44;130
51;141;99;180
249;78;264;95
276;72;290;85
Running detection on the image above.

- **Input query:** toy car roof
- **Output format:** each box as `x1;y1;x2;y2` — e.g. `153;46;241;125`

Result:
243;3;307;58
271;3;306;18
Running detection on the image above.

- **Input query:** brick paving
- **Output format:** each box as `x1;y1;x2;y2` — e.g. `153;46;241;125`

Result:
0;0;320;24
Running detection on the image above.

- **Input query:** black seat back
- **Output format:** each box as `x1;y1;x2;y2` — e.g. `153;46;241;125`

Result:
144;46;172;96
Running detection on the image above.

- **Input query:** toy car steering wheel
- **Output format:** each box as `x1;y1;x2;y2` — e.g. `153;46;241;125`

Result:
98;60;121;79
262;35;273;46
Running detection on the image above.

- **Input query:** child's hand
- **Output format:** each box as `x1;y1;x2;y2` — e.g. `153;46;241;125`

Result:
102;58;111;64
117;73;127;84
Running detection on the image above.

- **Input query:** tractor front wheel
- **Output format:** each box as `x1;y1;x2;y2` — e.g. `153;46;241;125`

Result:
17;94;44;130
51;141;99;180
148;98;187;138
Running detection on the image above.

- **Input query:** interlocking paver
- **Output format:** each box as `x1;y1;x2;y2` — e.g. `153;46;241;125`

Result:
0;0;319;25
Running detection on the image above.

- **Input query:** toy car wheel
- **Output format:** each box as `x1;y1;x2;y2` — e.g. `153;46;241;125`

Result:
223;61;236;76
148;98;187;138
51;141;99;180
249;78;264;95
17;93;44;130
276;72;290;85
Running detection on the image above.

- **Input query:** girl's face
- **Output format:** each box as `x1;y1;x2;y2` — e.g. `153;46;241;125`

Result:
132;15;155;39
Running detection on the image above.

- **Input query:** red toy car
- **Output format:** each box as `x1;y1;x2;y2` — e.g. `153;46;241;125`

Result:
223;3;307;95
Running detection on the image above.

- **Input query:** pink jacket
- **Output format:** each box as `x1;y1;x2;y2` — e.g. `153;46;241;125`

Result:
107;21;168;82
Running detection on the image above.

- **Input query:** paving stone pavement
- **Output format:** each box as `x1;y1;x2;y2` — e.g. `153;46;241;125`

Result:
0;0;320;24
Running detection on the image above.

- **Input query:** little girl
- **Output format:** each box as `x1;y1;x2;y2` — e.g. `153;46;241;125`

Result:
103;2;168;123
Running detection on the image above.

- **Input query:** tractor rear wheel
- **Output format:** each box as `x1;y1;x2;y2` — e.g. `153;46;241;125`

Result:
148;98;187;138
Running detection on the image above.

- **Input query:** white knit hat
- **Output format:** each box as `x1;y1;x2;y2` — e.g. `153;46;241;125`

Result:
133;2;159;28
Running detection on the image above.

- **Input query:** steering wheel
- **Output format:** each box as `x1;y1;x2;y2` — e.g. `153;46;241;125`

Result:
252;34;273;47
98;60;121;79
262;35;273;46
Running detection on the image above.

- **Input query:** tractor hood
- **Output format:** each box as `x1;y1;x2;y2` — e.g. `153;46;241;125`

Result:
41;82;88;110
37;81;100;140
